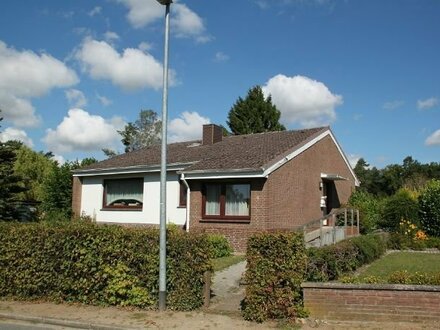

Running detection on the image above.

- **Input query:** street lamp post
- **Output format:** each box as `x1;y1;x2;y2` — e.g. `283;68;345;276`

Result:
155;0;172;311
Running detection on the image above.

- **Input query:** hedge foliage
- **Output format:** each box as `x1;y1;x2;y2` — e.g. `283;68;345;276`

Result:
306;233;387;282
419;179;440;237
0;222;211;310
342;271;440;285
242;232;307;323
206;234;233;258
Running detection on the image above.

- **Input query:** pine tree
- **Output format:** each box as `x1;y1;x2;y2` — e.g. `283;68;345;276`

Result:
227;86;285;135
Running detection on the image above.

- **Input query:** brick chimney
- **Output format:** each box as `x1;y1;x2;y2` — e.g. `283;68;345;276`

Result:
203;124;223;145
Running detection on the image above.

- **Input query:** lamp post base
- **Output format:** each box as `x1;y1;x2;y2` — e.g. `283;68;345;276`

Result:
159;291;167;311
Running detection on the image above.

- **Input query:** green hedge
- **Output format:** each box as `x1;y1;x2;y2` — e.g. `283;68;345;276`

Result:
0;222;211;310
306;233;387;282
241;232;307;323
207;234;233;258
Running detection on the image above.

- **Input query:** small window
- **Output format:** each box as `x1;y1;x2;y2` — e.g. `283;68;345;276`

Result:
203;183;250;221
103;178;143;209
179;181;188;207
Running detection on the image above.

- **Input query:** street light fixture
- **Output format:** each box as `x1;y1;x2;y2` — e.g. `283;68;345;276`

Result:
155;0;172;311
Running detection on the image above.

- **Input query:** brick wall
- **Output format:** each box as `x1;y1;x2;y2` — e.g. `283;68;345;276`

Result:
188;135;356;252
189;179;267;252
267;135;356;230
302;282;440;323
71;176;82;218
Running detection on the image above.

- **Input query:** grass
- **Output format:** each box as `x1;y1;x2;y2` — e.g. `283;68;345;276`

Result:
211;255;245;272
358;251;440;280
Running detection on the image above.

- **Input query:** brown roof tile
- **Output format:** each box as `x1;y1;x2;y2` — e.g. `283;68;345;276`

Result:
76;126;328;174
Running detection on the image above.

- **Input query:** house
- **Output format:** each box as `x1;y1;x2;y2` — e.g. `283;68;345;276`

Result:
72;124;359;251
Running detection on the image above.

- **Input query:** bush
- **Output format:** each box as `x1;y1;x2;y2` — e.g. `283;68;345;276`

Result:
0;222;211;310
348;190;383;233
379;188;419;231
419;179;440;237
242;232;307;323
306;233;387;282
388;270;440;285
207;234;233;258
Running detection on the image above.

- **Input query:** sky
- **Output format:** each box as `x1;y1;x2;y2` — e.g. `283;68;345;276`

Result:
0;0;439;168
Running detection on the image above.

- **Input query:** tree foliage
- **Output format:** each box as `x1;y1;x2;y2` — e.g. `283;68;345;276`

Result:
419;180;440;236
42;158;97;220
119;109;161;152
227;86;285;135
0;113;27;220
354;156;440;197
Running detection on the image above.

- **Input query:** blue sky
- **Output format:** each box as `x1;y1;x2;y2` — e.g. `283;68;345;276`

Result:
0;0;438;167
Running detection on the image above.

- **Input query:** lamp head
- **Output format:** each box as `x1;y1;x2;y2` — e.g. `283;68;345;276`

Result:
156;0;172;5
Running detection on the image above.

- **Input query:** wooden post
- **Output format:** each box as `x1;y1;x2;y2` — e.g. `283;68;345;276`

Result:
356;209;360;235
203;270;211;308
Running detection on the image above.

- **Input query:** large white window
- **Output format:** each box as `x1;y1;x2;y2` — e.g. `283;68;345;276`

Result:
103;178;143;209
203;183;250;220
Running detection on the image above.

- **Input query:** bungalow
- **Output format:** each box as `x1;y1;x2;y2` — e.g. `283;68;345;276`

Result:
72;124;359;251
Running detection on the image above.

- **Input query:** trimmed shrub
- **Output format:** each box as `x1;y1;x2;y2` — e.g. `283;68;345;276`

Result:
379;188;419;231
306;233;387;282
0;222;211;310
348;190;383;234
207;234;233;258
242;232;307;323
419;179;440;237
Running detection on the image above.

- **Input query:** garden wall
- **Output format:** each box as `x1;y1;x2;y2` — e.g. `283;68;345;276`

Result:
302;282;440;323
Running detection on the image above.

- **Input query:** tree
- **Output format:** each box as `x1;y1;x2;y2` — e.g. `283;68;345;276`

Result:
102;110;162;157
13;145;55;202
0;112;27;220
120;110;161;152
227;86;285;135
41;158;97;220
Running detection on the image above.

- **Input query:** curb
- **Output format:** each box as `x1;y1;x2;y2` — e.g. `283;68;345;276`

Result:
0;312;142;330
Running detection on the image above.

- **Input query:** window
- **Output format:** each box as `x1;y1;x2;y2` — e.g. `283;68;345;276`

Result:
203;183;250;221
179;181;187;207
103;178;143;209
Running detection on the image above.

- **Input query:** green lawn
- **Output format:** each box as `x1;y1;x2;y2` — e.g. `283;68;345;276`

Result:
358;251;440;280
211;255;245;272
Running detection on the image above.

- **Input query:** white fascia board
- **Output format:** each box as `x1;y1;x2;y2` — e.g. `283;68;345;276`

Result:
73;163;193;177
326;131;361;186
321;173;348;181
182;170;264;180
262;129;361;186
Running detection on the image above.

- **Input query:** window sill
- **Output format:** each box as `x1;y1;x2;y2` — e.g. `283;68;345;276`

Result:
200;217;250;224
177;205;187;209
101;208;143;212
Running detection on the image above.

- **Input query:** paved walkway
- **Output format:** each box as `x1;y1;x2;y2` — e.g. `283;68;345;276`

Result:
209;260;247;314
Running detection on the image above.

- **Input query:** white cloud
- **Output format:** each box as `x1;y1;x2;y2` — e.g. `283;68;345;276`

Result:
75;38;175;91
104;31;120;43
88;6;102;17
138;41;153;52
96;94;112;106
0;41;78;127
168;111;210;142
65;89;87;108
116;0;210;41
43;108;125;153
383;100;404;111
425;129;440;146
214;51;229;62
262;74;343;127
417;97;438;110
0;127;34;147
51;154;66;165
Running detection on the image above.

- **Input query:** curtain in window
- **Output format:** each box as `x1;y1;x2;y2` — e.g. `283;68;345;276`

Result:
225;184;250;216
205;184;221;215
106;179;143;205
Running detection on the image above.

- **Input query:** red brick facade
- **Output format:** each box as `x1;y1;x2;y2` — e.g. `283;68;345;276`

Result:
72;176;82;218
302;282;440;324
189;135;356;252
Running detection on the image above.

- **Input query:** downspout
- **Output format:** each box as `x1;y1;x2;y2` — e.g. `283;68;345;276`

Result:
180;173;191;232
